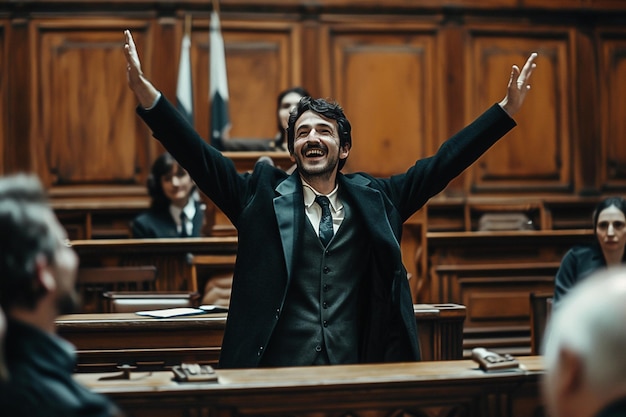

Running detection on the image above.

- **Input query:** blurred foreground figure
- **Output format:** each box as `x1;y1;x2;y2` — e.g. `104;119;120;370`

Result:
0;173;122;417
543;266;626;417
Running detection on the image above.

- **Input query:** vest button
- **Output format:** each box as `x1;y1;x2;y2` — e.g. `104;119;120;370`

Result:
323;284;329;292
323;320;328;327
325;250;330;256
257;346;264;356
322;301;328;309
323;266;330;274
315;345;322;352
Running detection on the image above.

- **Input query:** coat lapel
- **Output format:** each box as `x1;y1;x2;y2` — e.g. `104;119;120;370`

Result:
338;174;401;252
273;173;304;285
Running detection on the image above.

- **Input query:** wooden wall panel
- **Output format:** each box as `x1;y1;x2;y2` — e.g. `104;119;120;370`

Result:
599;31;626;190
324;21;439;177
465;27;572;193
189;18;301;143
32;19;153;189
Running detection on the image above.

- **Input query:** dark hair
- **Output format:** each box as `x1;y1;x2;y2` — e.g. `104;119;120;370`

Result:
147;153;193;210
275;86;311;149
592;196;626;232
0;174;57;310
286;97;352;171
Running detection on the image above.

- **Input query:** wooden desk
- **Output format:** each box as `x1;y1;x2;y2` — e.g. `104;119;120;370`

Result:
72;237;238;292
75;356;545;417
57;304;465;372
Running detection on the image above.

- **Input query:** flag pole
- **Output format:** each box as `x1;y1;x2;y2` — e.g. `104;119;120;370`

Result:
184;13;191;37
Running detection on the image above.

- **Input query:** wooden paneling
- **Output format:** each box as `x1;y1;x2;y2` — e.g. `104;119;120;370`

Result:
32;18;153;190
324;19;439;177
71;237;238;291
427;229;594;355
465;25;572;193
190;18;302;143
1;1;626;227
599;30;626;190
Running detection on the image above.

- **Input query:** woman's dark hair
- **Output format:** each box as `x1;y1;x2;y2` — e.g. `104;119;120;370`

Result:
147;153;192;210
286;96;352;171
592;196;626;231
275;86;310;149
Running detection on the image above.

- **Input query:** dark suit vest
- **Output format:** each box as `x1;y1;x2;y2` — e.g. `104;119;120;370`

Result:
259;199;371;366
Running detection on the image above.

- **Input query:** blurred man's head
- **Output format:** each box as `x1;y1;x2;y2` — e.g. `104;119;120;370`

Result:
542;267;626;417
0;174;79;326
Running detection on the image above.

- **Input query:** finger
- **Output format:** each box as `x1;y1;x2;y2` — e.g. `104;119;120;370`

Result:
519;52;538;80
509;64;520;87
125;30;136;51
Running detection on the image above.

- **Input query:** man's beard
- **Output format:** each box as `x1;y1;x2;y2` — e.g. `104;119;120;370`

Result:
56;291;80;315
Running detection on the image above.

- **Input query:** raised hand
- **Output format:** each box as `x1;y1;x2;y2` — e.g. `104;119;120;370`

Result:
123;30;159;108
498;52;538;117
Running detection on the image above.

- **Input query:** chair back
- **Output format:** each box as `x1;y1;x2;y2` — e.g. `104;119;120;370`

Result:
76;266;158;313
529;292;553;355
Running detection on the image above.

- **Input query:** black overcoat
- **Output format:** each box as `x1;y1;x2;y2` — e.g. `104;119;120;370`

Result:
138;97;516;368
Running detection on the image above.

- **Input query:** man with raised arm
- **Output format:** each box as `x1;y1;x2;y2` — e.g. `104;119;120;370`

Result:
124;30;537;369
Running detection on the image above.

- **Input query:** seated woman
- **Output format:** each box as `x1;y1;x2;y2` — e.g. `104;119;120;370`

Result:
554;196;626;305
272;86;311;152
132;152;205;238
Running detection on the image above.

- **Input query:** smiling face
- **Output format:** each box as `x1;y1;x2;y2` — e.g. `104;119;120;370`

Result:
595;205;626;261
290;110;350;183
161;163;194;208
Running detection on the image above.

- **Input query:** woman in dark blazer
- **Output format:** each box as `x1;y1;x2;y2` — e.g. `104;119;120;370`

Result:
132;152;205;238
554;196;626;305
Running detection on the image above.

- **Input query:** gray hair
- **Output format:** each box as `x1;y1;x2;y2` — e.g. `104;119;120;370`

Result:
543;267;626;393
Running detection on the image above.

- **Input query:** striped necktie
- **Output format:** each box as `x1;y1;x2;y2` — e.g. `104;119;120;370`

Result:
315;195;334;247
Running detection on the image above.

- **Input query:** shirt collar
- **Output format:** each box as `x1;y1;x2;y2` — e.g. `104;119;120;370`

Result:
169;199;196;224
301;179;341;212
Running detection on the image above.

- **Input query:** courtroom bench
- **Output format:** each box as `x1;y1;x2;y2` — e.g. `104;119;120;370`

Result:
71;237;238;292
75;356;545;417
426;194;604;232
57;303;465;372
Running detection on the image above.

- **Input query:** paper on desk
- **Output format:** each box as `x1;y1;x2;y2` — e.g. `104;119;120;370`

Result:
135;307;206;318
199;305;229;313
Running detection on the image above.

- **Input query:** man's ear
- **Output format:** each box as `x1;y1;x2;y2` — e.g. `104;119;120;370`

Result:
34;254;56;293
557;348;584;401
339;143;351;160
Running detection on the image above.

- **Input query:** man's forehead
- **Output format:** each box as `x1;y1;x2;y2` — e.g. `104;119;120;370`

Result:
295;111;337;130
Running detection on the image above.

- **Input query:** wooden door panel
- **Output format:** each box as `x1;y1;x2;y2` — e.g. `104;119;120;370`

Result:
34;19;152;187
599;33;626;189
191;19;301;143
466;29;572;193
326;24;439;177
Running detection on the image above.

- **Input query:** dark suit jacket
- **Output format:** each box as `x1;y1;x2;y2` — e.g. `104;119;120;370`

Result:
131;201;204;238
138;96;516;369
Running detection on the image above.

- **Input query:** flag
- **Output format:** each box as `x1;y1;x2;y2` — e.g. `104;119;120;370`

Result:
176;29;193;126
209;11;230;151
